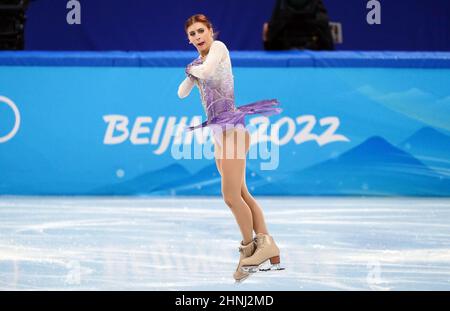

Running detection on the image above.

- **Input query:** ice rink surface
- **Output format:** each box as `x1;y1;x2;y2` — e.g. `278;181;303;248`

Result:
1;196;449;291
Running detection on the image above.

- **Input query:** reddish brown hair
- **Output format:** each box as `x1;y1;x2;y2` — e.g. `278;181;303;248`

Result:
184;14;217;37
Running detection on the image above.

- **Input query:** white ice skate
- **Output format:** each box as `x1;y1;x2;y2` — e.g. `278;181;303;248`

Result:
240;233;285;273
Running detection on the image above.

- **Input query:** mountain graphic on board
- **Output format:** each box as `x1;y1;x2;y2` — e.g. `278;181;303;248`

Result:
150;162;285;195
277;136;450;196
398;126;450;176
89;134;450;196
90;163;191;195
150;163;221;195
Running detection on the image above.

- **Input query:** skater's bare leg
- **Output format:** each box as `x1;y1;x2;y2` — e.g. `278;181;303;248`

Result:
241;179;269;235
222;159;254;244
215;129;269;236
216;129;254;245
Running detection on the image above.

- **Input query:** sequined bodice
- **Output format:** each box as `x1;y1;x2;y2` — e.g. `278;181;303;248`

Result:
190;55;236;122
180;41;281;134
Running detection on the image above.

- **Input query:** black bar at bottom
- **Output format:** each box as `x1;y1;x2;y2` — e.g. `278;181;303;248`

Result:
1;291;449;310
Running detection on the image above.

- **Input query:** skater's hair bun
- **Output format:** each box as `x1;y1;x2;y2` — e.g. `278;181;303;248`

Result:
185;14;218;39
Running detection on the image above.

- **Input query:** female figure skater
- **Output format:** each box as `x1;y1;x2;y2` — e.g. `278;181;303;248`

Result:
178;14;283;281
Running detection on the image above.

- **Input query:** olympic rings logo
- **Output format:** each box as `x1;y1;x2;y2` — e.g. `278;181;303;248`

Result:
0;96;21;143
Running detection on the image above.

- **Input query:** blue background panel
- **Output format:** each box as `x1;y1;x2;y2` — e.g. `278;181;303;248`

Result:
0;51;449;196
24;0;450;51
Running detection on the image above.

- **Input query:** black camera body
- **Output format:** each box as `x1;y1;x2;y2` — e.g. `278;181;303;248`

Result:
0;0;30;50
265;0;334;51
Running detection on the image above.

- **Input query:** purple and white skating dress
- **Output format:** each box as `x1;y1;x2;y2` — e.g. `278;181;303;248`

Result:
177;40;281;142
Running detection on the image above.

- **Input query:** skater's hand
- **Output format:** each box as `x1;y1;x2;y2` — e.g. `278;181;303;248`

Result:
185;64;196;80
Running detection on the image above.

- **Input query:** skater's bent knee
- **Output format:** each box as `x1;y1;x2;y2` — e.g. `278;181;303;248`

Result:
222;192;241;208
241;188;252;200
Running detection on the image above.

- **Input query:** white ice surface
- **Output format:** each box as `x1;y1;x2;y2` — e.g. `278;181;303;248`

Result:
0;196;449;290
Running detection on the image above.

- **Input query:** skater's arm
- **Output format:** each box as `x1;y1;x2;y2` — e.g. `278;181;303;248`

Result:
188;41;227;80
177;76;195;99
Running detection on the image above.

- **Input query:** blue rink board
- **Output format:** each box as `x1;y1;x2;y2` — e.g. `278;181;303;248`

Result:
1;51;450;68
0;51;450;196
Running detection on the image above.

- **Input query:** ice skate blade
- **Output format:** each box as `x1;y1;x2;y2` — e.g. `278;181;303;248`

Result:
240;266;259;273
259;263;286;272
242;262;285;273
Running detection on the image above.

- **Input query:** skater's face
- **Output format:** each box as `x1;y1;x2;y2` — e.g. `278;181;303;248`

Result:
187;22;214;55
